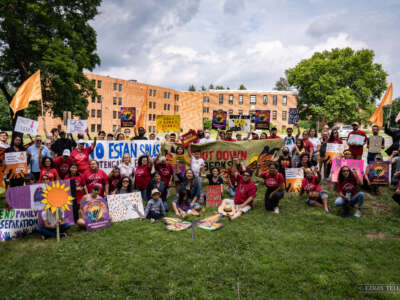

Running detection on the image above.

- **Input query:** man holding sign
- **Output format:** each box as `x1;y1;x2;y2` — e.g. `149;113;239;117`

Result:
347;122;367;160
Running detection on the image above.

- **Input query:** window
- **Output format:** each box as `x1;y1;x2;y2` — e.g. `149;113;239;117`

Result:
174;94;179;101
148;126;152;133
282;111;287;121
228;109;233;115
113;125;117;132
239;95;243;105
168;92;170;99
97;80;102;89
118;111;121;118
250;95;256;104
283;96;287;106
97;95;102;103
167;104;170;111
219;94;223;104
153;90;156;97
91;124;96;132
113;97;117;105
149;114;152;121
119;84;122;92
273;95;277;105
153;102;156;109
263;95;267;105
152;126;156;132
91;96;95;103
164;92;167;98
153;114;156;120
164;104;167;110
203;107;209;113
149;89;153;97
97;110;102;118
229;94;233;104
272;110;277;120
91;109;96;118
113;83;117;91
113;111;117;119
118;97;122;105
203;96;209;103
238;109;243;115
97;124;101;132
149;101;152;109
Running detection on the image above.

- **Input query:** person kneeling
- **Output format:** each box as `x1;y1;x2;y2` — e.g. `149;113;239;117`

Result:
172;190;200;217
256;162;284;214
141;189;166;223
300;168;329;213
37;208;70;240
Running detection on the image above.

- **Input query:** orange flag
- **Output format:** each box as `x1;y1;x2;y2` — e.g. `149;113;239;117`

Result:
136;87;149;129
369;82;393;128
9;70;42;117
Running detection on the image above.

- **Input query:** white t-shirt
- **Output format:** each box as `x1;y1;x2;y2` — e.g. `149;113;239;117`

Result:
42;208;64;226
284;136;296;152
191;157;205;176
309;137;321;152
120;162;136;182
199;137;215;144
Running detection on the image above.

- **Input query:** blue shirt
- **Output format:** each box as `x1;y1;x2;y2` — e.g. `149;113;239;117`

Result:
27;144;50;172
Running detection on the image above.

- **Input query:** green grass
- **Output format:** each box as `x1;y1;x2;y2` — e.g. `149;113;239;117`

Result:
1;180;400;299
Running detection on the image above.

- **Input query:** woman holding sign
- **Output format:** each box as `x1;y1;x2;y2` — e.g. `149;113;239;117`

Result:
5;135;26;187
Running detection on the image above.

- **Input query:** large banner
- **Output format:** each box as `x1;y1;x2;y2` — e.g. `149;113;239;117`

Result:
156;115;180;132
331;159;364;183
107;192;145;222
0;209;39;242
228;115;251;132
368;161;390;185
285;168;304;192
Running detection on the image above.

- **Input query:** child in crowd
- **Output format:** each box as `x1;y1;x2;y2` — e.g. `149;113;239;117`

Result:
300;168;329;213
37;208;70;240
142;189;166;223
173;190;200;217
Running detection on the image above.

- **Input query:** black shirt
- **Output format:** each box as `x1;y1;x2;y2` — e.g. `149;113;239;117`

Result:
132;136;148;140
51;138;77;156
206;174;224;186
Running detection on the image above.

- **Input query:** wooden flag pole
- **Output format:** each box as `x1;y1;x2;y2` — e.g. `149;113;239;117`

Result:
55;208;60;242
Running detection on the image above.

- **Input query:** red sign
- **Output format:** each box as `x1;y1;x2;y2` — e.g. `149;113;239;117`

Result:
180;129;199;146
206;185;222;208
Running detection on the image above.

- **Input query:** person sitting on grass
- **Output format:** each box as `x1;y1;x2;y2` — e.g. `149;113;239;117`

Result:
256;162;284;214
146;172;168;211
300;167;329;213
77;184;103;228
141;189;166;223
335;166;364;218
173;190;200;217
218;169;257;221
226;157;246;197
37;208;71;240
173;168;201;214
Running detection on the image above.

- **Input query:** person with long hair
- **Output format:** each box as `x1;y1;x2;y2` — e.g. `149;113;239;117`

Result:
292;138;305;167
115;176;134;194
39;156;59;183
171;145;191;193
257;162;285;214
300;168;329;213
146;172;168;211
173;168;201;214
119;153;135;183
308;128;320;165
135;153;153;202
5;135;26;187
83;160;109;197
65;163;85;223
173;190;200;217
108;167;121;194
226;157;246;197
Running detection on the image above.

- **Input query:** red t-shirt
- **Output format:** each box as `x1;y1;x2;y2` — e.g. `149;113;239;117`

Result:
155;163;174;187
70;147;93;173
222;138;235;142
347;130;367;156
303;139;314;153
266;135;281;139
337;177;358;196
301;176;322;192
54;156;71;179
135;165;152;190
226;169;237;186
39;168;59;182
260;171;284;190
83;169;109;197
66;174;85;204
109;175;121;193
327;138;343;144
234;174;257;208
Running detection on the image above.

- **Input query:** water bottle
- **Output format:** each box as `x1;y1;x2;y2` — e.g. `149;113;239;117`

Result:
346;192;351;202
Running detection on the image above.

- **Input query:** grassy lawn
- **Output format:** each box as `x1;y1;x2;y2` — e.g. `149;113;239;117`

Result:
1;180;400;299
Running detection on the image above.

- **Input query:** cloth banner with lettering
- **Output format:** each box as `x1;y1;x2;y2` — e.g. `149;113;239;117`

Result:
255;110;270;129
228;115;251;132
0;209;39;242
325;143;344;163
368;161;390;185
120;107;136;127
81;198;111;231
67;119;88;134
107;192;145;222
285;168;304;192
212;110;227;130
14;116;39;135
156;115;181;132
206;185;222;208
5;151;28;179
331;159;364;183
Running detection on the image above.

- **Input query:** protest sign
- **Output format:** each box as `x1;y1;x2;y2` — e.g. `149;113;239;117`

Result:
288;108;299;125
212;110;227;130
331;159;364;182
81;198;111;231
368;161;390;184
325;143;344;163
163;217;192;232
206;185;222;208
255;110;270;129
228;115;251;132
14;116;39;135
180;129;199;146
196;214;223;231
67;119;87;135
0;209;39;242
120;107;136;127
156;115;180;132
348;134;365;146
285;168;304;192
108;192;144;222
5;151;28;179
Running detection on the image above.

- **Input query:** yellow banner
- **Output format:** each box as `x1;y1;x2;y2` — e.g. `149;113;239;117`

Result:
156;115;181;132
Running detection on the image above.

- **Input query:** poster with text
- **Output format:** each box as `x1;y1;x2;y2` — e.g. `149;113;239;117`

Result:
212;110;227;130
228;115;251;132
348;134;365;146
108;192;145;222
288;108;299;125
14;116;39;135
5;151;28;179
156;115;181;132
120;107;136;127
206;185;222;208
180;129;199;146
331;159;364;183
285;168;304;192
67;119;87;135
0;209;39;242
368;161;389;185
255;110;270;129
325;143;344;163
81;198;111;231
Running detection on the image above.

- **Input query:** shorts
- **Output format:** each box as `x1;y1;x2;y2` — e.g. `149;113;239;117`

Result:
306;190;328;206
222;199;251;213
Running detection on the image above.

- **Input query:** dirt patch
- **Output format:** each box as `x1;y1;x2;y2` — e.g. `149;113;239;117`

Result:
392;235;400;240
365;232;386;240
365;198;394;216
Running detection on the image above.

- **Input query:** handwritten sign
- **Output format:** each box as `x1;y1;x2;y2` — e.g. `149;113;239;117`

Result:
14;116;38;135
212;110;227;130
348;134;365;146
285;168;304;192
288;108;299;125
331;159;364;182
108;192;144;222
181;129;199;146
228;115;251;132
368;161;389;185
5;151;28;179
120;107;136;127
255;110;270;129
81;198;111;231
206;185;222;207
325;143;344;163
67;119;87;135
156;115;181;132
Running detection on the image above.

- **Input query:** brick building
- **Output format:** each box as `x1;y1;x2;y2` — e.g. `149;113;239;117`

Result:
39;73;297;134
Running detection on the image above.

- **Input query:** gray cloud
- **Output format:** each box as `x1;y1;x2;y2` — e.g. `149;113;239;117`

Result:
223;0;245;15
306;14;346;38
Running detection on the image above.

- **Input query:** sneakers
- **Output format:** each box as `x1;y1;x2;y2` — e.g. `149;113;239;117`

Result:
354;209;362;218
273;207;280;214
150;218;156;224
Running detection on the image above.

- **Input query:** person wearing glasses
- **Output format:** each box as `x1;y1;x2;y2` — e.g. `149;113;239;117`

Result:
27;135;50;182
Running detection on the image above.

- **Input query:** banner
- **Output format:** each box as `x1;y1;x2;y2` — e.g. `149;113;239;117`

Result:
14;116;39;135
288;108;299;125
228;115;251;132
348;134;365;146
180;130;199;147
368;161;389;185
67;119;87;134
325;143;344;163
120;107;136;127
206;185;222;208
81;198;111;231
212;110;227;130
156;115;180;132
285;168;304;192
107;192;144;222
5;151;28;179
331;159;364;183
0;209;39;242
255;110;270;129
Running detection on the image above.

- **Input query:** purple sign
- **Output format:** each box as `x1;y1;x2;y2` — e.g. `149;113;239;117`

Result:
81;198;111;231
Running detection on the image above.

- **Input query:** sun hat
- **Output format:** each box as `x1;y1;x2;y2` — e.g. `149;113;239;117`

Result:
218;202;236;216
151;188;161;196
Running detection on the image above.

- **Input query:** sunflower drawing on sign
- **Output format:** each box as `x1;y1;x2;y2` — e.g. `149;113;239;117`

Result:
212;110;227;130
41;181;74;213
162;217;192;231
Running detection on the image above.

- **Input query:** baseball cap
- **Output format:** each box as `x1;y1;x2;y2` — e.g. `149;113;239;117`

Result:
62;149;71;156
375;153;383;160
351;121;359;126
77;139;85;144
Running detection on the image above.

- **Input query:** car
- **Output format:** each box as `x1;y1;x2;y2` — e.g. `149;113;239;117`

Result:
332;125;353;140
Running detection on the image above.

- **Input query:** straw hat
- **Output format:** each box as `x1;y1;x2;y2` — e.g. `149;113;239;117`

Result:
218;202;236;216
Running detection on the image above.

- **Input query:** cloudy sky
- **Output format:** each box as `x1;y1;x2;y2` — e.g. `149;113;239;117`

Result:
91;0;400;97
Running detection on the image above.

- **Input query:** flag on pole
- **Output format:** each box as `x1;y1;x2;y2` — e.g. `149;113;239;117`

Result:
368;82;393;128
9;70;42;118
136;87;149;129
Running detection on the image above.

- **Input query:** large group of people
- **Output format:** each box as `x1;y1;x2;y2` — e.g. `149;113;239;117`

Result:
2;117;400;239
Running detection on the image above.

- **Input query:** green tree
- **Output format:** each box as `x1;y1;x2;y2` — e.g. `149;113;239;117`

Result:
0;93;12;131
208;84;214;90
0;0;101;125
286;48;387;125
383;97;400;128
215;85;224;90
274;76;292;91
203;118;212;130
201;86;206;91
188;85;196;91
239;84;247;90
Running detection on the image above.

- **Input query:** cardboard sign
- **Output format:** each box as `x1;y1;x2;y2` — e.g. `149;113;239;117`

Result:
368;161;389;185
212;110;227;130
120;107;136;127
107;192;144;222
67;119;87;135
206;185;222;207
4;151;28;179
285;168;304;192
348;134;365;146
331;159;364;183
255;110;270;129
0;209;39;242
325;143;344;163
14;116;39;135
288;108;299;125
228;115;251;132
81;198;111;231
180;130;199;146
156;115;181;132
163;217;192;231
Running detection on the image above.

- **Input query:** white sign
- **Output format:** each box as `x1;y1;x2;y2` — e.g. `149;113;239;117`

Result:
14;116;39;135
107;192;145;222
5;151;27;165
326;143;344;153
348;134;365;146
228;115;251;132
67;119;87;134
0;209;39;242
30;183;46;211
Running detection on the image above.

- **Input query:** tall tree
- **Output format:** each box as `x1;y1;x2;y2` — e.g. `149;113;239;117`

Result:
286;47;387;125
188;85;196;91
0;0;101;124
201;86;206;91
239;84;247;90
215;85;224;90
274;77;292;91
208;84;214;90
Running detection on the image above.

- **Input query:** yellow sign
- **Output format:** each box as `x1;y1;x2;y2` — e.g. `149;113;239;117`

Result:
156;115;181;132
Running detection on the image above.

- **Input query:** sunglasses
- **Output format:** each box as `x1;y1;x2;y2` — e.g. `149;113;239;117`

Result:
243;174;251;177
122;180;129;183
343;170;350;173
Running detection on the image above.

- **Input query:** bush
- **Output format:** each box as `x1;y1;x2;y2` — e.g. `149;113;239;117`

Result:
203;118;212;130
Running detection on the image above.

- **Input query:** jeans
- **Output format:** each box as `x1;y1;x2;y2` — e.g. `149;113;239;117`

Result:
265;189;284;211
146;211;165;220
228;186;236;197
335;192;364;208
139;189;148;202
37;223;71;238
367;152;378;165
